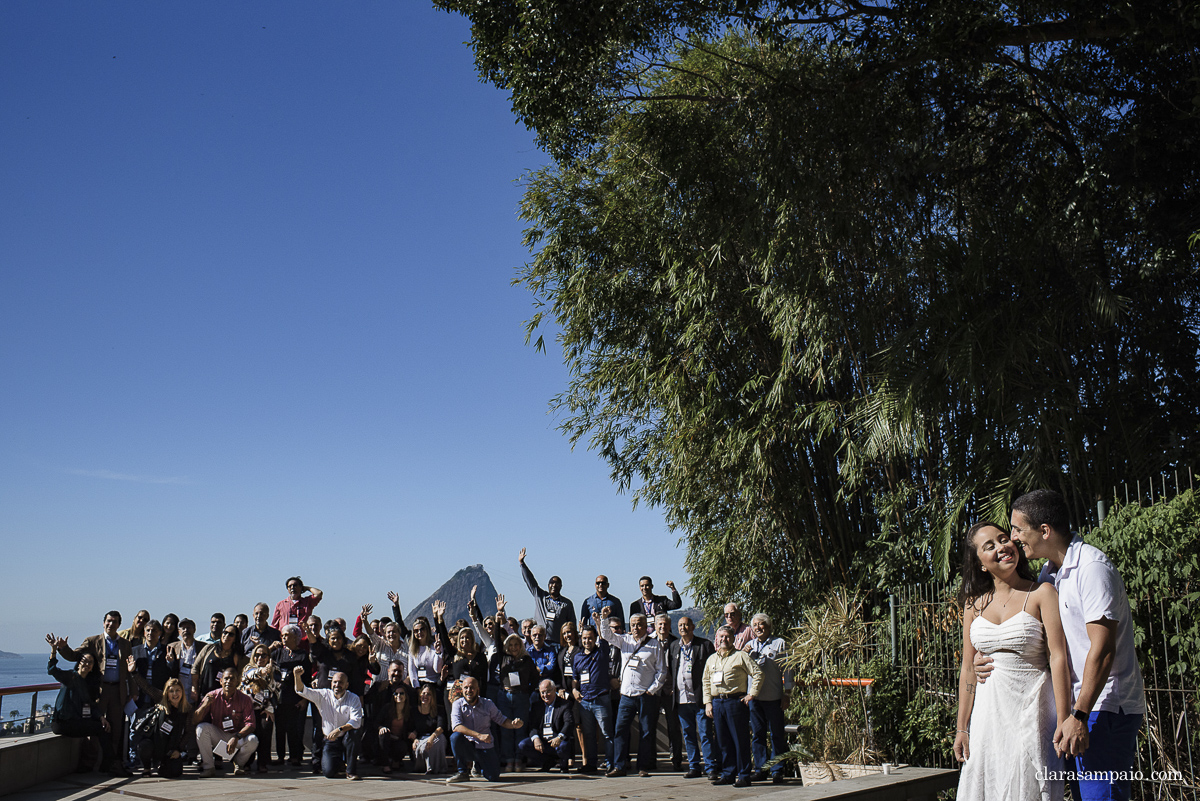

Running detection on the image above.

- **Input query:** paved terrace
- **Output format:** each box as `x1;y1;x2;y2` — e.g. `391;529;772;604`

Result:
6;766;956;801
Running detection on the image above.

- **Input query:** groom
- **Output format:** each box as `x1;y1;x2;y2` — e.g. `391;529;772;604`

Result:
977;489;1145;801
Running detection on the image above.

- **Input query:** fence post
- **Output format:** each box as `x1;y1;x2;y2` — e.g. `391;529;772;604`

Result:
889;593;897;665
1097;498;1107;526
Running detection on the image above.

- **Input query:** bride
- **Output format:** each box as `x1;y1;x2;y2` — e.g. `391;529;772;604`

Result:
953;521;1070;801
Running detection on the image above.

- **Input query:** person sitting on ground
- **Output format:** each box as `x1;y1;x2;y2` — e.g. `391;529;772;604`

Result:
193;667;258;778
372;681;413;774
45;633;113;774
447;676;524;783
412;684;449;774
293;666;364;780
129;677;190;778
518;679;575;772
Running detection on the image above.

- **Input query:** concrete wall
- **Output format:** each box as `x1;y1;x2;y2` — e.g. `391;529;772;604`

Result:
0;733;80;796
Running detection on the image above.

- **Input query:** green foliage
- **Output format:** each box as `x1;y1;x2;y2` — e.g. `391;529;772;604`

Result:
1088;488;1200;677
438;0;1200;624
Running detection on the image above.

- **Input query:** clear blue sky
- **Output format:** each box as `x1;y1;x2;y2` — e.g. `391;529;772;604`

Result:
1;2;687;653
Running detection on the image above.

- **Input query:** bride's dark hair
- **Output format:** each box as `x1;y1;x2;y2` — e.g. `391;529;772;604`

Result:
959;520;1037;607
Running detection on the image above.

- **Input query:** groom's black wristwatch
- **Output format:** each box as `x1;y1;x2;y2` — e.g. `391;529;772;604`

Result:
1071;708;1088;723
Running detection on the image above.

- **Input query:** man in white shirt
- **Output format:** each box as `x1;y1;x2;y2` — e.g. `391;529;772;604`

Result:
292;667;364;780
989;489;1145;801
595;611;665;777
743;614;788;783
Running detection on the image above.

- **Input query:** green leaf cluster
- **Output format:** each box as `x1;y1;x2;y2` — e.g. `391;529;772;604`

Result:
437;0;1200;625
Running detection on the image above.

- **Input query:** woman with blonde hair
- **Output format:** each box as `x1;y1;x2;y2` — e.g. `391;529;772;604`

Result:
241;644;280;773
130;677;191;778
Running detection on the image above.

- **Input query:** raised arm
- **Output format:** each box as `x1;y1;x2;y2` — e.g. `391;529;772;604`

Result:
387;591;411;640
664;580;682;611
519;547;544;597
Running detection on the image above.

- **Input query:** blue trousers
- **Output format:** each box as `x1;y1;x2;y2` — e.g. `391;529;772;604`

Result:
321;728;361;778
711;697;753;780
489;687;529;762
1070;710;1142;801
749;698;787;776
678;702;715;772
578;695;614;767
450;732;501;781
614;694;658;772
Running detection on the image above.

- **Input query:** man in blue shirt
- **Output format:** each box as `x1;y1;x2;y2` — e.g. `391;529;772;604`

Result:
580;575;625;630
448;677;524;783
572;626;614;773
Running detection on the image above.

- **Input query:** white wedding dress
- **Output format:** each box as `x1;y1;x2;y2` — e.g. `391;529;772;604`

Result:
957;594;1063;801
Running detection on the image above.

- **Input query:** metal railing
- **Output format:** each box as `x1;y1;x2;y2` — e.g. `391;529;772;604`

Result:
0;683;60;737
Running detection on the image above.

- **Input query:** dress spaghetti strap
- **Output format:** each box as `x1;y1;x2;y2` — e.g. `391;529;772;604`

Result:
1020;584;1033;612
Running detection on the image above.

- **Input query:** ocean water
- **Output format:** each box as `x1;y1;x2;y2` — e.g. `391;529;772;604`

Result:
0;654;64;733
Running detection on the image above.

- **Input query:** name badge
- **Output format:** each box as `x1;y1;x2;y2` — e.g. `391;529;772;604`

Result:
161;721;173;734
106;657;118;672
417;667;429;681
563;666;573;677
712;671;724;685
580;671;590;684
222;717;234;732
81;704;91;717
627;656;640;668
181;662;192;675
546;609;557;620
542;725;553;736
683;656;692;671
507;671;520;688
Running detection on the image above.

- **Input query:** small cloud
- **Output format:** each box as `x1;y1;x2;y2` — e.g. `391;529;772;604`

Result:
66;468;194;486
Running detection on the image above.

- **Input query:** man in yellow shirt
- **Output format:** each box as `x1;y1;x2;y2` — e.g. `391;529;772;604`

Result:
703;625;762;787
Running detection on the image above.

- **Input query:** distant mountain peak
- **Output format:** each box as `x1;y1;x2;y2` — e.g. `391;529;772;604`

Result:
404;565;499;629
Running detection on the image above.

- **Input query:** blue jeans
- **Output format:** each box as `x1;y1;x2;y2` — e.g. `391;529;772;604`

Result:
711;697;753;780
1071;710;1142;801
450;732;500;781
321;728;361;778
578;695;614;767
614;694;658;772
678;702;715;771
489;686;529;762
749;698;787;776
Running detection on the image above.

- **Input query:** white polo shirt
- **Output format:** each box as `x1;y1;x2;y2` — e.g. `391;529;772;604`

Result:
1040;537;1145;715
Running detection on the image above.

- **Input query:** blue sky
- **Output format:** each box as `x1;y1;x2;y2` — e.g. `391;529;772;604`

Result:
0;2;687;653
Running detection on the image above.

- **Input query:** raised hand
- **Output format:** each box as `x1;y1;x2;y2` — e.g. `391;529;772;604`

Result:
518;547;526;563
470;585;478;602
387;591;400;606
45;633;57;651
665;580;677;591
361;604;373;619
431;600;447;621
496;594;506;611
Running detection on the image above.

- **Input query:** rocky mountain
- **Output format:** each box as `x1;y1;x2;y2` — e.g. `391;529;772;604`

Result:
403;564;499;630
0;649;20;659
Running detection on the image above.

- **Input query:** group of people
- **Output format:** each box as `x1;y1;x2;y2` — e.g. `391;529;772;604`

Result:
955;489;1146;801
43;555;791;788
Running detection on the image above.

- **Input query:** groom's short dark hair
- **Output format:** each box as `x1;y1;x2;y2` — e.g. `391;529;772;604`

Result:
1012;489;1070;536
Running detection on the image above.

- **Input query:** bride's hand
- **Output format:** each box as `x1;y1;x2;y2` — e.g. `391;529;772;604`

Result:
953;730;970;762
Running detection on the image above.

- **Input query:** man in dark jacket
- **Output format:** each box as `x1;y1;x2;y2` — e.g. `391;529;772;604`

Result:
669;617;717;779
55;612;132;773
628;577;682;620
518;680;575;771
